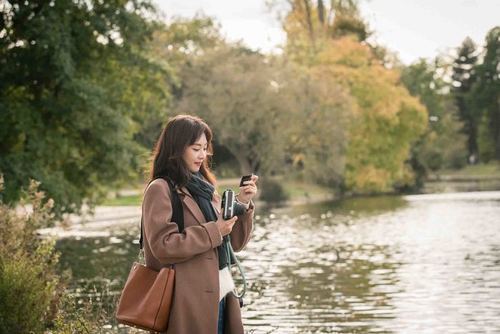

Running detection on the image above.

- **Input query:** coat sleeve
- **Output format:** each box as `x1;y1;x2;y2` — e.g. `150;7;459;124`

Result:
143;179;223;265
229;200;255;252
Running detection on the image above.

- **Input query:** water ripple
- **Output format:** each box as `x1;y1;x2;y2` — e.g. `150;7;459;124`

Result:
56;191;500;333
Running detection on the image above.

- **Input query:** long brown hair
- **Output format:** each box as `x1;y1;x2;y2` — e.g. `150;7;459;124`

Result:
148;114;217;187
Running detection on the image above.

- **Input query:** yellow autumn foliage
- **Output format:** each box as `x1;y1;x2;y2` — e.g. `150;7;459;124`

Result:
313;37;428;192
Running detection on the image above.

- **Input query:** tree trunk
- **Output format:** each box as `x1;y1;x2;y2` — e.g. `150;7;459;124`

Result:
303;0;315;43
317;0;325;24
231;150;253;175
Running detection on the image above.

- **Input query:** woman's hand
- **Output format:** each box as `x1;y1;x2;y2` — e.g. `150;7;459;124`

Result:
215;214;238;237
236;174;259;204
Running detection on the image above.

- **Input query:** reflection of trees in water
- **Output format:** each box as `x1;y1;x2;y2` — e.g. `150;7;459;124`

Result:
280;243;400;333
56;228;137;284
286;195;408;219
239;199;405;333
56;229;138;321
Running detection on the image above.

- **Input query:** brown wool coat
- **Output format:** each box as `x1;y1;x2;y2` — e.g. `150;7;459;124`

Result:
142;178;255;334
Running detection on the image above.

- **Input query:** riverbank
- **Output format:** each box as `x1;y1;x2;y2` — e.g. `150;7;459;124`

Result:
37;177;335;238
424;162;500;193
103;177;337;207
103;164;500;208
39;163;500;238
427;162;500;181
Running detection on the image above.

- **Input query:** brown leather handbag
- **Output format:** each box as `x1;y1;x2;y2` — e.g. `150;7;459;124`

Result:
115;262;175;332
116;177;183;332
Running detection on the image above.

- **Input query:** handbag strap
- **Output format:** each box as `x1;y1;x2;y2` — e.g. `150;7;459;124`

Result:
139;176;185;250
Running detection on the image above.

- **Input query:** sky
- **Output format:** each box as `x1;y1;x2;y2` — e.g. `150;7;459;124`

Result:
154;0;500;65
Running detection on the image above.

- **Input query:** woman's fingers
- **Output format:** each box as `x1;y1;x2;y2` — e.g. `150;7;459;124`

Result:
217;214;239;235
238;175;258;202
227;216;238;233
242;175;258;186
226;216;238;224
242;185;257;192
241;183;257;190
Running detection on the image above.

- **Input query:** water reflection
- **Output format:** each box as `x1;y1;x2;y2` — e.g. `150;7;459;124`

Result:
57;232;138;284
278;195;408;220
56;191;500;333
241;200;403;333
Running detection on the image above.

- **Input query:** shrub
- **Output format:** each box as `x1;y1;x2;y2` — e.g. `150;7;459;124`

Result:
0;175;97;333
259;178;289;203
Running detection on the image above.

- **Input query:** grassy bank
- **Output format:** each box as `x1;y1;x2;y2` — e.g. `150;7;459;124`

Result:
428;162;500;181
103;177;335;207
103;162;500;207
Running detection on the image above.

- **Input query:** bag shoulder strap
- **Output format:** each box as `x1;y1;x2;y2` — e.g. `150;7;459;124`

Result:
139;176;185;250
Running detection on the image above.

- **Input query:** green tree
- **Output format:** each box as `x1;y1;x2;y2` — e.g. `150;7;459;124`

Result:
150;15;222;71
135;16;223;152
329;0;370;41
173;43;353;186
281;64;353;188
451;37;479;160
468;26;500;161
0;0;170;216
402;58;467;174
173;45;290;176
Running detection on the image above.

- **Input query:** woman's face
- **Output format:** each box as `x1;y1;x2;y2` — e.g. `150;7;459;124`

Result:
182;133;208;173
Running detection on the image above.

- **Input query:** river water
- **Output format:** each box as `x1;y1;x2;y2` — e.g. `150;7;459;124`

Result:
56;190;500;333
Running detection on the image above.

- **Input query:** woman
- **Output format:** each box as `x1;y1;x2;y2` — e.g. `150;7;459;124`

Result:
142;114;258;334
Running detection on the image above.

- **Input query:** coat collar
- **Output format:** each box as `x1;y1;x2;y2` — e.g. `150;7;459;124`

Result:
175;186;221;225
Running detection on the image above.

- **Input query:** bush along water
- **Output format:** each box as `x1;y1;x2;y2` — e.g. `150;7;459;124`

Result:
259;178;290;204
0;175;100;334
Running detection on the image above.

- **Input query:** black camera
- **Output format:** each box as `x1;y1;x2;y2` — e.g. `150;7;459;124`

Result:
221;189;247;219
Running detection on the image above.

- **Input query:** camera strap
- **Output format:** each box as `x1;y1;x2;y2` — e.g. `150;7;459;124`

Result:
226;235;247;306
